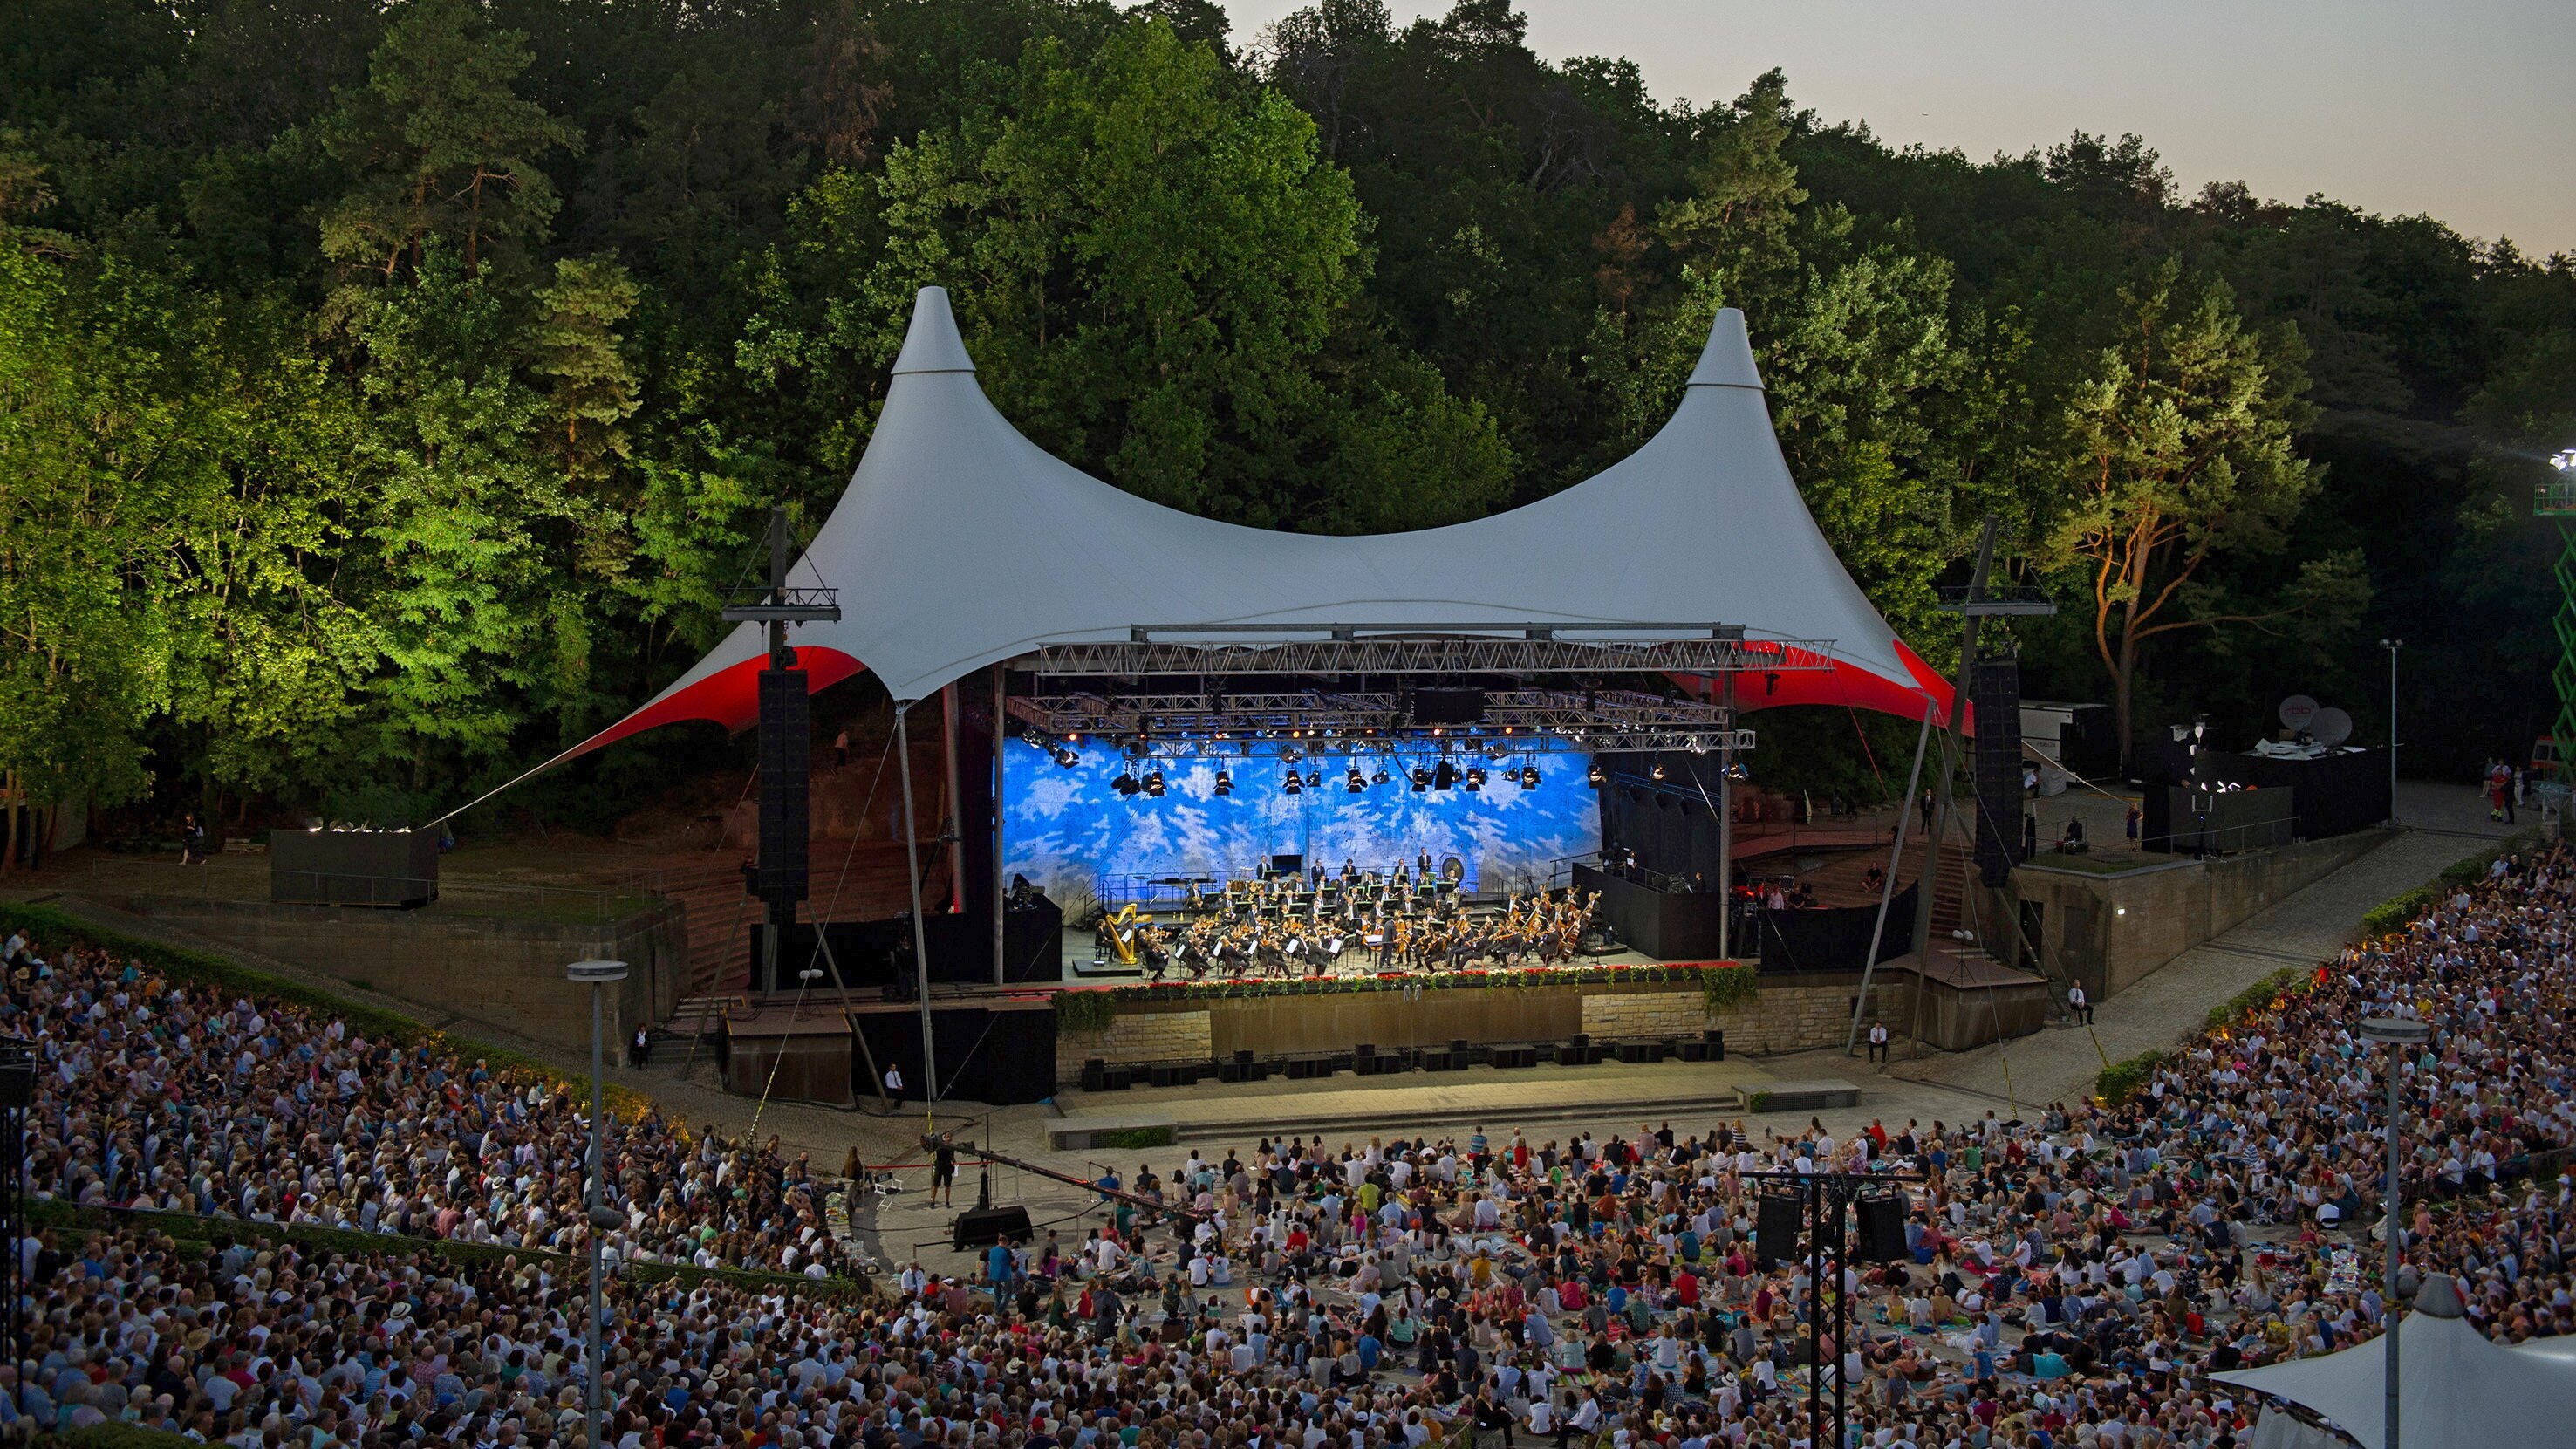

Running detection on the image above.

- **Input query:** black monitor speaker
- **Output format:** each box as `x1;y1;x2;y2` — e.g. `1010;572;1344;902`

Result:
950;1205;1033;1250
1755;1193;1803;1268
1855;1194;1910;1263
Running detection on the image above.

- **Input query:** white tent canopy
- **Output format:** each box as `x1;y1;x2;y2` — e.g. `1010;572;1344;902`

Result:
575;286;1942;757
2215;1275;2576;1449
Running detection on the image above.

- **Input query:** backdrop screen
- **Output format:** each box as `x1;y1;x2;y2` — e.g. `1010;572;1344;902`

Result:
1002;742;1602;900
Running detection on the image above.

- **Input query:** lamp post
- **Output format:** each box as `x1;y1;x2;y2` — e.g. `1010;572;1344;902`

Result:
2379;639;2402;825
2360;1014;2431;1449
567;960;630;1449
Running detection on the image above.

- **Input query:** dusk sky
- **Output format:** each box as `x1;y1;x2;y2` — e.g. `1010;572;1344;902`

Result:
1219;0;2576;256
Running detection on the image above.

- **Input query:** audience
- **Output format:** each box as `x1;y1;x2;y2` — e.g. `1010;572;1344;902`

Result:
5;838;2572;1449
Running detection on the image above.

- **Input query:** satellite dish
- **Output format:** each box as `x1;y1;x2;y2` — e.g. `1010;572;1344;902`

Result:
2310;707;2354;748
2279;694;2320;733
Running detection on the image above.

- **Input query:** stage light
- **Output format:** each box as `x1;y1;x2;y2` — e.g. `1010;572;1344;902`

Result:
1410;767;1431;792
1371;765;1390;787
1055;747;1080;769
1650;762;1666;782
1214;769;1233;796
1433;760;1459;790
1143;769;1165;797
1304;769;1322;788
1520;765;1540;789
1463;767;1485;792
1113;771;1138;796
1586;762;1605;788
1722;761;1750;783
1282;771;1302;796
1347;768;1366;794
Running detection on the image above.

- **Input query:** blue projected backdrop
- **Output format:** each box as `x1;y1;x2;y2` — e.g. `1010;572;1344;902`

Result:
1002;742;1602;899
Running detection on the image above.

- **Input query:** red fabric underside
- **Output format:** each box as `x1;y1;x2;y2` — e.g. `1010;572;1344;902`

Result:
1671;639;1969;733
568;648;868;760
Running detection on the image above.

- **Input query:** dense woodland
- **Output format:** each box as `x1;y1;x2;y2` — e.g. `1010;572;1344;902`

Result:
3;0;2571;835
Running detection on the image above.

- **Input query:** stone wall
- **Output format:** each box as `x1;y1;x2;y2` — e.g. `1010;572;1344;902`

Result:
1051;976;1915;1085
113;894;687;1052
2003;829;2390;999
1055;1005;1212;1083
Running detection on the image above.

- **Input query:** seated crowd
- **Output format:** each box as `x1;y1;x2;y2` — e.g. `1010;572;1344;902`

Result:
0;929;842;1278
8;842;2575;1448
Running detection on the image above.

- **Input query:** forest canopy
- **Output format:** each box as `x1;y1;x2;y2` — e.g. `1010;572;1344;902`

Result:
2;0;2570;830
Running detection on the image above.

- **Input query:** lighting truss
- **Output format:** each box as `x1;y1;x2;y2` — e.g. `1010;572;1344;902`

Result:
1019;625;1835;679
1008;689;1753;758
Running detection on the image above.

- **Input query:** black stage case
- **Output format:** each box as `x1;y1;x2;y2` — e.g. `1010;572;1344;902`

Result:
1574;863;1727;960
2140;745;2388;850
852;1005;1056;1105
754;896;1063;994
270;829;439;907
1756;884;1917;974
2152;786;2294;854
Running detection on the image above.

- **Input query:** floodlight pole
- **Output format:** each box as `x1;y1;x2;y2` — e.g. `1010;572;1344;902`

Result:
896;703;939;1113
1848;701;1936;1055
1911;516;1999;965
2361;1015;2430;1449
566;960;629;1449
1717;673;1735;960
2380;639;2402;825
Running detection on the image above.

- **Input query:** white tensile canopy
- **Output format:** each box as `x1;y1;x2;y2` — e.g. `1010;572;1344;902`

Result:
571;286;1946;758
2215;1275;2576;1449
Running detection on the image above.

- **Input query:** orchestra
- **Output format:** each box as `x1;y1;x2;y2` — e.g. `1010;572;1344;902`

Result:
1124;862;1600;981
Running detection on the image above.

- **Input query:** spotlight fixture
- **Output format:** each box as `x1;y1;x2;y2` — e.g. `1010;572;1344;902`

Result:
1282;770;1302;796
1519;764;1541;789
1055;746;1081;769
1304;769;1322;789
1346;768;1367;794
1463;767;1485;792
1722;761;1750;783
1410;767;1431;793
1650;762;1666;782
1214;769;1233;796
1113;770;1139;796
1143;769;1165;797
1586;762;1605;788
1371;765;1391;787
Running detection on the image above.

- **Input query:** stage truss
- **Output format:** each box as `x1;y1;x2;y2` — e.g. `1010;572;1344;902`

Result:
1008;688;1754;759
1020;622;1837;680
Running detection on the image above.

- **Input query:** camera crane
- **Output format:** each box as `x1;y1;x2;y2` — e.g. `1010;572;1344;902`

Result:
920;1131;1208;1250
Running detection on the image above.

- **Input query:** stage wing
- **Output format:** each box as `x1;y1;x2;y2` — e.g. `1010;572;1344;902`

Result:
568;286;1941;756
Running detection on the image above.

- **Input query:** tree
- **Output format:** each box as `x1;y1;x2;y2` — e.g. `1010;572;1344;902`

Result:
318;0;577;282
530;254;641;571
2044;258;2353;763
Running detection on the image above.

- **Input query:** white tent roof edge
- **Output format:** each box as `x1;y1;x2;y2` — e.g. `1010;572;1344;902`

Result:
615;285;1923;718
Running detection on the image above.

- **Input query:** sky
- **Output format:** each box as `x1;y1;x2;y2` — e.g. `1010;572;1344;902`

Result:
1215;0;2576;257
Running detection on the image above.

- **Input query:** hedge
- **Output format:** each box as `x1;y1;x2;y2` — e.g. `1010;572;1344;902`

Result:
1091;1125;1176;1150
27;1198;874;1301
2203;965;2317;1031
1080;959;1759;1009
0;902;651;1118
2094;1049;2164;1105
2356;828;2545;942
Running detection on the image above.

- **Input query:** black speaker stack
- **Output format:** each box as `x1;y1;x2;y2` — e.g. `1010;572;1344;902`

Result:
1970;653;2024;887
949;1205;1033;1250
748;665;811;916
1755;1192;1804;1268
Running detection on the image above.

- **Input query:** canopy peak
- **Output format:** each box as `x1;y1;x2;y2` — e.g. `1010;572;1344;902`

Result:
1686;307;1764;391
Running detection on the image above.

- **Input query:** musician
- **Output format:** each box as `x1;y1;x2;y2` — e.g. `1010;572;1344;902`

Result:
1340;858;1358;884
1418;849;1433;877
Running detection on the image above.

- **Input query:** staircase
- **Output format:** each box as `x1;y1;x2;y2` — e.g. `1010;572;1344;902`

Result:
1922;834;2071;1018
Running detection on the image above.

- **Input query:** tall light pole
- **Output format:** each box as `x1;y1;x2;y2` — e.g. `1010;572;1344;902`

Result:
2360;1014;2431;1449
568;959;629;1449
2379;639;2402;825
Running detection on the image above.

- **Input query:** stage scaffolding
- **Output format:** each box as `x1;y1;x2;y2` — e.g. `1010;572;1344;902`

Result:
1021;622;1835;680
1007;687;1756;757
